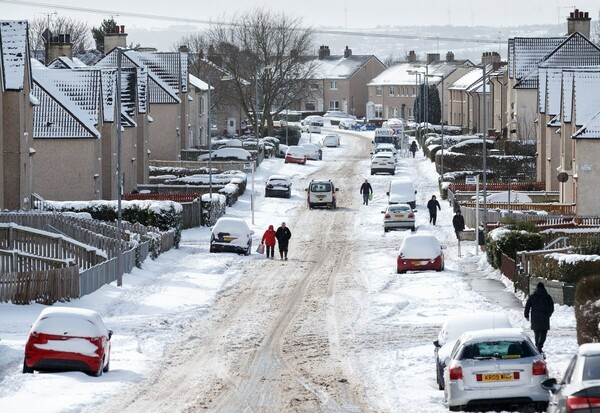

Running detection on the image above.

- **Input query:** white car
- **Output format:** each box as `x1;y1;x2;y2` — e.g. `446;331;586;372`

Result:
370;152;396;175
444;328;549;412
338;118;357;129
322;133;340;147
197;147;252;161
301;115;324;127
434;312;512;390
301;143;322;160
210;217;254;255
382;204;416;232
373;143;398;158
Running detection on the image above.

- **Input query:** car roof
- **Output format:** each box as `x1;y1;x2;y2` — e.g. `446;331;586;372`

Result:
373;152;394;158
38;306;101;320
388;203;411;209
459;327;527;343
267;174;290;181
579;343;600;356
311;179;332;184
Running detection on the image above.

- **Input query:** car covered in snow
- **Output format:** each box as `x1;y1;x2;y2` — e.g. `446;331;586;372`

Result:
23;307;113;377
265;175;292;198
444;328;549;412
197;147;253;161
210;217;254;255
387;179;416;208
300;142;322;160
396;234;444;273
285;146;307;164
433;312;512;390
322;133;341;147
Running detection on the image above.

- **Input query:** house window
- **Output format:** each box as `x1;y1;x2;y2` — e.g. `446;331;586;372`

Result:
374;104;383;118
376;86;382;96
329;100;340;110
310;83;319;90
305;100;316;111
412;87;416;96
389;86;395;96
409;108;414;118
330;80;338;90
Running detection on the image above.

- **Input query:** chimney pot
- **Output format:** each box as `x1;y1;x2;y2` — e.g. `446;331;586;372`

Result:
120;25;125;33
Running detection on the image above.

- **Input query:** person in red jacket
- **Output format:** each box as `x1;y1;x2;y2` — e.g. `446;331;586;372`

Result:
261;225;277;259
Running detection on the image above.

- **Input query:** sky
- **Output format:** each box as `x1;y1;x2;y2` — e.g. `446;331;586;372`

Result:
0;125;578;412
1;0;599;30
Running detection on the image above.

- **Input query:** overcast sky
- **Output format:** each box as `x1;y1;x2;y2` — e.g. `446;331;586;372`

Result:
1;0;599;29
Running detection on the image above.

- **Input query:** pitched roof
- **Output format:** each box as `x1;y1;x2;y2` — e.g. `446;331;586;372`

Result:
538;67;564;116
368;61;463;86
573;110;600;138
0;20;30;91
508;36;565;81
562;70;574;123
314;54;381;80
32;68;101;139
47;56;87;69
572;69;600;126
448;67;483;90
189;74;212;91
516;33;600;89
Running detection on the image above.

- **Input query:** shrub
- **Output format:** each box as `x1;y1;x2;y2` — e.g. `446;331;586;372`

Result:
574;274;600;344
201;194;227;226
500;218;539;233
487;230;543;269
531;253;600;284
574;237;600;255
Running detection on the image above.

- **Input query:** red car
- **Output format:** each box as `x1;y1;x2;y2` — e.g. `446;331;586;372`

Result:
284;146;307;164
23;307;112;376
397;234;445;274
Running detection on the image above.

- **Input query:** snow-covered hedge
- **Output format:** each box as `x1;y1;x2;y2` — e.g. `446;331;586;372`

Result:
531;252;600;284
574;274;600;344
201;194;226;226
486;229;544;269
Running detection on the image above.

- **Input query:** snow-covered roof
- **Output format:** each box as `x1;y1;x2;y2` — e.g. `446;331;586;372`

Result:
313;54;379;80
573;110;600;139
368;60;465;87
562;70;574;123
572;69;600;127
47;56;88;69
516;33;600;89
0;20;30;91
32;68;102;139
448;67;483;90
538;67;564;115
508;36;565;81
189;74;212;91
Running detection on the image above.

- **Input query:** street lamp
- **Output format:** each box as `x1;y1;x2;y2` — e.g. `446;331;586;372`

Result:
207;76;213;198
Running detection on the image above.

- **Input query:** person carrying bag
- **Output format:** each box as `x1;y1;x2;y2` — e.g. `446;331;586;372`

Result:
261;225;277;258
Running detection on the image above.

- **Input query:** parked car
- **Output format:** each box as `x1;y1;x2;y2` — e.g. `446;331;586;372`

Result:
542;342;600;413
197;147;252;161
338;118;357;129
306;179;338;209
23;307;112;377
265;175;292;198
323;111;355;120
285;145;307;164
382;204;416;232
301;143;323;160
210;217;254;255
444;328;549;412
373;143;398;159
370;152;396;175
387;179;416;208
433;312;512;390
301;115;324;127
322;133;341;147
397;234;444;273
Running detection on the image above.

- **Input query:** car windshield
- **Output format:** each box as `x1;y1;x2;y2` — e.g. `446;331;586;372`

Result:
389;205;410;213
311;183;332;192
583;355;600;381
458;340;535;360
268;179;288;186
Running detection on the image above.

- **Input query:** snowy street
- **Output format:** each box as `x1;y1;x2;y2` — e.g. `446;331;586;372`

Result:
0;129;577;413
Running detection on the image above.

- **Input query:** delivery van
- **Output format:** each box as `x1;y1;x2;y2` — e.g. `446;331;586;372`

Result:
387;179;417;208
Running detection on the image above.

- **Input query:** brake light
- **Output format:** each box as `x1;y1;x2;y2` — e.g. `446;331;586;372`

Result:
567;396;600;411
385;214;391;219
408;213;414;218
449;365;463;380
532;359;547;375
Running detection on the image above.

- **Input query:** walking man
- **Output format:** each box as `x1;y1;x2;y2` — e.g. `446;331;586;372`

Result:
409;141;418;158
360;179;373;205
426;195;441;225
452;210;465;239
275;222;292;260
524;282;555;353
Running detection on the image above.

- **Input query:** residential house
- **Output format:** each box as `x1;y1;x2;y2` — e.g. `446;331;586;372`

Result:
303;45;385;117
188;74;211;147
366;52;473;123
0;20;34;211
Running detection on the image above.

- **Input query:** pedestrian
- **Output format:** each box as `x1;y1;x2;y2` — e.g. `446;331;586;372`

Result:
524;282;555;354
409;140;418;158
452;210;465;239
360;179;373;205
261;224;277;259
478;224;486;252
426;195;441;225
275;222;292;260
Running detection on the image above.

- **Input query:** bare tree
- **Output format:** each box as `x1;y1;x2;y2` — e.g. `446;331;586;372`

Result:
207;9;317;136
593;10;600;46
29;15;91;55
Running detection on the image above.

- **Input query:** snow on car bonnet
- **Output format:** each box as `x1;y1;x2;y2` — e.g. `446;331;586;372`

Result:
213;218;249;233
399;235;441;259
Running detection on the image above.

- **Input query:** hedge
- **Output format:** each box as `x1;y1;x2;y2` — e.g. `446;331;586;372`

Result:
531;253;600;284
574;274;600;345
486;230;544;269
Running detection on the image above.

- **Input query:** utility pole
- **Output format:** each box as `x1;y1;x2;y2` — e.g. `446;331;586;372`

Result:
116;48;123;287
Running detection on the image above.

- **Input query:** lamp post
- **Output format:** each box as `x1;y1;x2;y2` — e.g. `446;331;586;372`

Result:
207;76;213;198
482;65;488;232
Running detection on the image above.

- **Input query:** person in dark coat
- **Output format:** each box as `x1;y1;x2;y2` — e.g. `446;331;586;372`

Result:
275;222;292;260
409;141;418;158
426;195;441;225
524;282;555;353
452;211;465;239
261;225;277;259
360;179;373;205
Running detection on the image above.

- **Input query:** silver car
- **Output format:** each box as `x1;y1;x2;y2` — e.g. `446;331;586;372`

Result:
444;328;549;412
382;204;415;232
542;342;600;413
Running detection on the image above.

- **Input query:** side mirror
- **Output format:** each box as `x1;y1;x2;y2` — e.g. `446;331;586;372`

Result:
414;190;417;194
386;192;390;196
441;245;447;250
305;188;309;192
433;339;441;348
381;211;385;214
335;188;339;192
413;209;418;213
541;378;559;392
108;329;113;340
250;230;255;235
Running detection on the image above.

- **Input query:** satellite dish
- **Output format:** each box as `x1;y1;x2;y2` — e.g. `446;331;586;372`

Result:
557;172;569;183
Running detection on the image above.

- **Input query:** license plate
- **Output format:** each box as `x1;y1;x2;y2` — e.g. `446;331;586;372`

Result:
411;260;428;265
480;373;515;382
393;214;405;218
317;195;325;199
223;236;236;242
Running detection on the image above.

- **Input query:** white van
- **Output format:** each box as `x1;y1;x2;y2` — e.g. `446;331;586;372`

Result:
307;122;322;134
373;128;395;146
387;179;416;208
305;179;338;209
322;133;340;147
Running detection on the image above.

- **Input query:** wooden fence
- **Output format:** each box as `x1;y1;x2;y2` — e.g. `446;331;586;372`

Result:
0;266;79;304
449;182;546;193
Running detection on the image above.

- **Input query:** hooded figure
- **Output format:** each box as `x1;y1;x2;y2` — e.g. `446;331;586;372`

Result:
426;195;441;225
524;282;555;353
409;141;418;157
275;222;292;260
261;225;277;259
452;211;465;239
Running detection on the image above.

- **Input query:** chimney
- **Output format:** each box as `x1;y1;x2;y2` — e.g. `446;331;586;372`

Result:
446;51;454;62
104;24;128;55
481;51;501;65
343;46;352;58
318;45;331;60
207;45;223;67
45;32;73;64
427;53;440;64
179;45;189;53
567;9;591;38
407;50;416;62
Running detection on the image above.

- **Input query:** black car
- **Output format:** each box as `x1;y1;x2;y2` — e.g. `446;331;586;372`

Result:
265;175;292;198
542;343;600;413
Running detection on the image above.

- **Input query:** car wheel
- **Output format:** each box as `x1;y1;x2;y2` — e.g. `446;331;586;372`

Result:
92;360;104;377
284;160;288;164
370;171;374;175
397;269;405;274
103;358;110;373
209;243;215;253
411;226;416;232
391;171;395;175
384;228;389;233
22;358;34;374
448;406;462;412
